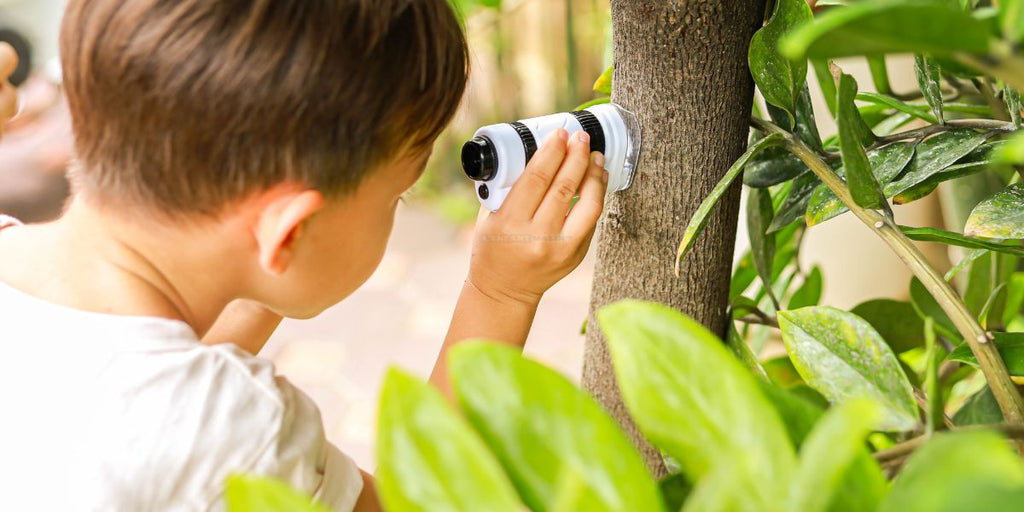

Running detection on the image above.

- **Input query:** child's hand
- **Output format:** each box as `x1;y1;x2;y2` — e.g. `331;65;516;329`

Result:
0;42;19;139
468;129;608;306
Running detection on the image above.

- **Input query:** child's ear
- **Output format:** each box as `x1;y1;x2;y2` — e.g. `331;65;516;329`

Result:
254;189;325;275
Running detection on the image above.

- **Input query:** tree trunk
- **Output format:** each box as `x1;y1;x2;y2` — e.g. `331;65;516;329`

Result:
582;0;767;475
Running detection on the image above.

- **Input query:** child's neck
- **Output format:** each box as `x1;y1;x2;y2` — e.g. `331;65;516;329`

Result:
0;196;250;338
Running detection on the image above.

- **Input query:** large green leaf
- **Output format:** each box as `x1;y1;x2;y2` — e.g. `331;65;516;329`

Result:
952;386;1005;425
805;142;915;225
225;475;331;512
947;332;1024;376
449;343;663;512
787;399;881;512
780;1;992;61
914;55;945;125
965;183;1024;238
837;72;886;209
749;0;813;122
598;300;796;508
850;299;925;353
883;130;989;197
376;368;523;512
777;307;919;431
760;384;887;512
880;431;1024;512
677;134;782;265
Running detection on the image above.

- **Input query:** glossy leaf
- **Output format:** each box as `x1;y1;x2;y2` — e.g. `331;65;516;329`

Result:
743;148;808;188
900;225;1024;257
892;160;992;205
837;73;886;209
225;475;331;512
880;431;1024;512
749;0;813;121
914;55;945;125
749;188;779;308
780;2;992;61
677;134;782;266
598;300;795;507
794;84;824;151
376;368;523;512
768;172;819;233
449;343;663;512
883;130;989;197
965;183;1024;238
952;386;1005;426
787;399;881;512
592;66;612;95
806;142;915;225
947;332;1024;376
850;299;925;353
777;307;918;431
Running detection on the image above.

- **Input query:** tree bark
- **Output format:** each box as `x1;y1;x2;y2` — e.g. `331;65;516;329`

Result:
582;0;767;475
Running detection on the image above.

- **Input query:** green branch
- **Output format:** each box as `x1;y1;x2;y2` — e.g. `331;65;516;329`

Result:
751;116;1024;428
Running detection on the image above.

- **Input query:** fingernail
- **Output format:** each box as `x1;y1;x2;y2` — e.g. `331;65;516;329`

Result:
576;131;590;143
602;170;609;184
592;152;605;167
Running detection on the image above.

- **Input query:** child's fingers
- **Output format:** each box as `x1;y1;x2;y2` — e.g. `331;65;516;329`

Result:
0;43;18;81
0;84;18;122
562;153;607;237
533;131;592;225
501;129;568;219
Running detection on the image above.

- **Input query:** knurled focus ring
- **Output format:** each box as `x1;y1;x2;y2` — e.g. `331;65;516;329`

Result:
570;110;606;154
508;121;537;162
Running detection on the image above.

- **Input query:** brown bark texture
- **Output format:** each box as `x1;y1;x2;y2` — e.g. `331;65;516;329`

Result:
582;0;767;475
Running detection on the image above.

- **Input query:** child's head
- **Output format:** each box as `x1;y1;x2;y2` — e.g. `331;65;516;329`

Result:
58;0;468;318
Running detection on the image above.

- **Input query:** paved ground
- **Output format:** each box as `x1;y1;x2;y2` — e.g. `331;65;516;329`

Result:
260;203;595;469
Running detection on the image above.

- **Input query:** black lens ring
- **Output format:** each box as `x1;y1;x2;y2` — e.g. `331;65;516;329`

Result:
570;110;606;154
461;136;499;181
508;122;537;162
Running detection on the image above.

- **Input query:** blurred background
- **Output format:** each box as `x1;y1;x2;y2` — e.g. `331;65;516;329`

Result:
0;0;962;469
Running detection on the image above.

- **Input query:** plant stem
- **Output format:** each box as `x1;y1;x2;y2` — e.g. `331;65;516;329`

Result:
736;314;779;328
873;119;1015;146
875;424;1024;466
751;117;1024;428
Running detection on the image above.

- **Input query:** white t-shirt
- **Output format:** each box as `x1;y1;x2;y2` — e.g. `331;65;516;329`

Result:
0;215;363;511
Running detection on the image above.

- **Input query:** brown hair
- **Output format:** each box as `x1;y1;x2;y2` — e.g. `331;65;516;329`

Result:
60;0;468;215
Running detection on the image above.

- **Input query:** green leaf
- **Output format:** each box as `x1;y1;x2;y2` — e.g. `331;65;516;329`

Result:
768;172;819;233
964;251;994;315
787;265;823;310
909;277;960;341
947;332;1024;376
730;252;758;300
677;134;782;266
574;97;612;111
743;147;808;188
994;130;1024;164
883;130;989;198
764;356;805;388
914;55;945;125
658;474;692;512
880;431;1024;512
892;160;992;205
1000;0;1024;42
812;59;838;117
680;464;763;512
867;55;892;95
1006;86;1022;128
856;91;936;124
777;307;919;431
900;225;1024;257
780;2;992;61
749;187;780;309
376;368;523;512
794;84;824;151
727;320;769;381
1003;272;1024;327
449;343;664;512
837;73;886;209
225;475;332;512
806;142;915;225
760;384;887;512
598;300;796;507
749;0;813;121
787;399;882;512
850;299;925;353
592;66;613;96
952;386;1005;425
965;183;1024;238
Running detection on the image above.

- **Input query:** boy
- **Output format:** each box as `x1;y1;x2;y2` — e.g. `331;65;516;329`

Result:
0;1;606;511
